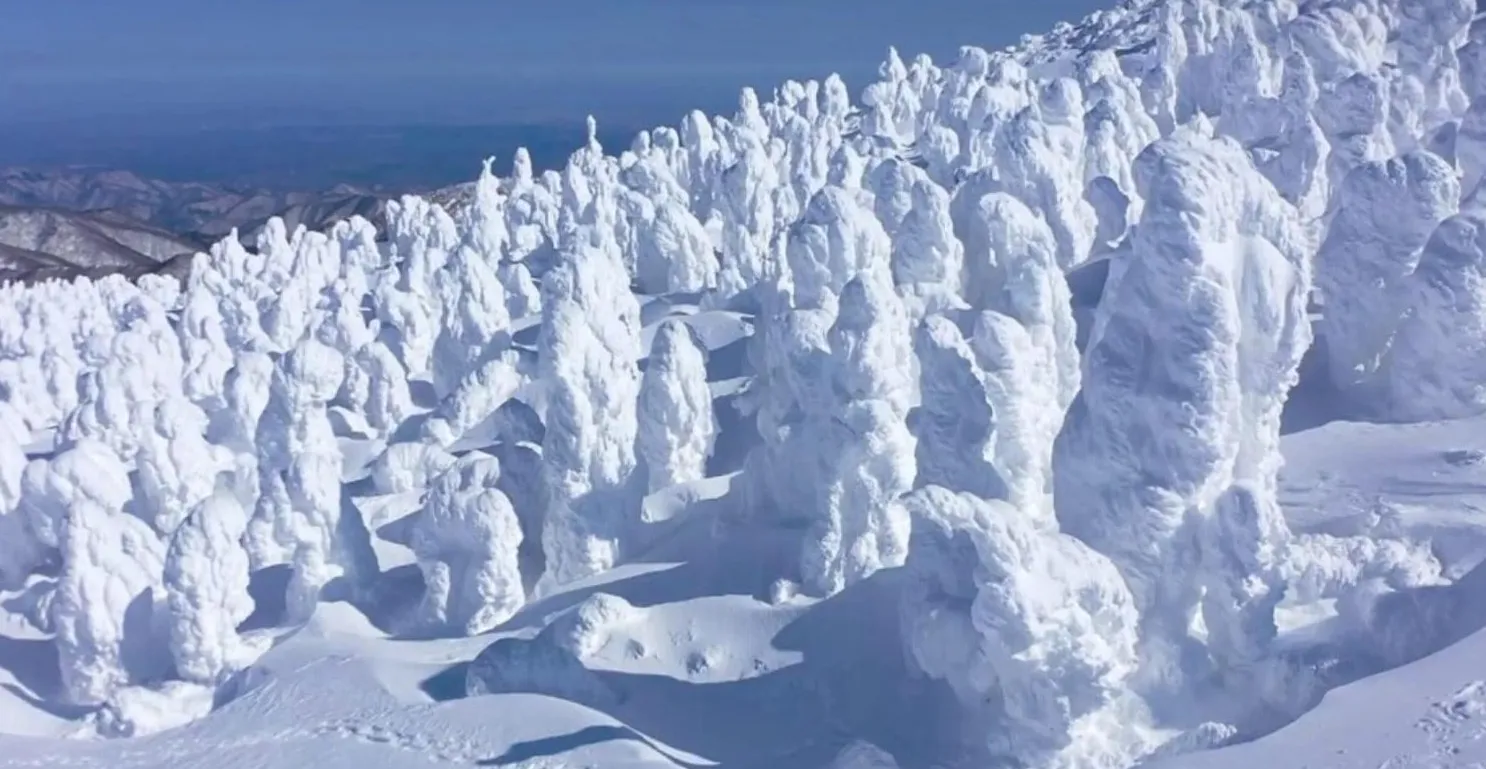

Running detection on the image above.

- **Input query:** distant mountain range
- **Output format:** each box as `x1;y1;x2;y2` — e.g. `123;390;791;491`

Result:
0;120;661;284
0;166;416;284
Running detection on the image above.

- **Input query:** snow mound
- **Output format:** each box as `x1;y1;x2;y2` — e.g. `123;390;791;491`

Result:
465;635;619;710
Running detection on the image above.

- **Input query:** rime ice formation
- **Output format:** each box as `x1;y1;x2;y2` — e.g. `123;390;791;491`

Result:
898;486;1142;768
3;0;1486;757
248;338;355;621
163;490;256;685
909;316;1005;500
536;235;643;591
411;455;525;636
636;319;716;494
1315;150;1459;407
369;442;458;495
49;440;169;707
956;191;1080;411
423;350;527;448
544;592;638;659
798;269;915;597
1055;124;1319;691
1376;211;1486;420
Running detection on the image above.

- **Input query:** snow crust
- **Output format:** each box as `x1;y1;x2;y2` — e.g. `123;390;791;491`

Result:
1;0;1485;767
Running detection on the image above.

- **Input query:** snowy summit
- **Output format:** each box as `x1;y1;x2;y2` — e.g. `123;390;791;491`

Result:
3;0;1486;767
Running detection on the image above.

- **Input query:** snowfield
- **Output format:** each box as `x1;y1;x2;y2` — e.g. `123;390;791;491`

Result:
4;0;1486;766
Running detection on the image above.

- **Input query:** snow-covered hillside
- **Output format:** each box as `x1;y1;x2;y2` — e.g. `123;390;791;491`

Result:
3;0;1486;766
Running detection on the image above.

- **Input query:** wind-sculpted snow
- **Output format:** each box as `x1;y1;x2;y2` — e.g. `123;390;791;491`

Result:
411;455;524;635
898;486;1142;768
1316;150;1459;408
536;234;643;591
2;0;1486;763
1054;124;1314;688
637;319;716;494
163;490;257;686
795;268;916;597
49;440;169;708
1376;210;1486;420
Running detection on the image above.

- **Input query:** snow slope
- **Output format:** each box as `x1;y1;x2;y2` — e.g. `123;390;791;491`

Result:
3;0;1486;767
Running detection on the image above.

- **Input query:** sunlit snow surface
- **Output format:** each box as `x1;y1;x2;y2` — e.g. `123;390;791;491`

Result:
4;0;1486;766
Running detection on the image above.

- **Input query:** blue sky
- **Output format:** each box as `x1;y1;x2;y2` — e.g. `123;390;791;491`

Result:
0;0;1108;127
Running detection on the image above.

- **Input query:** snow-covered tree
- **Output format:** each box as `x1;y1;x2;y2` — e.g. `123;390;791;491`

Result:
1055;124;1314;685
47;440;168;707
247;338;368;621
898;486;1142;768
1375;211;1486;420
164;490;256;685
411;455;525;635
636;319;716;494
910;316;1002;499
536;234;643;592
1315;150;1458;404
799;269;915;596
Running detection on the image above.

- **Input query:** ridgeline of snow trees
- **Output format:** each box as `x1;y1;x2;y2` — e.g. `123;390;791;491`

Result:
1;0;1483;763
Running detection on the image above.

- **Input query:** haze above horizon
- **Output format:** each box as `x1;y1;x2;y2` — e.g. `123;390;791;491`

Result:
1;0;1108;128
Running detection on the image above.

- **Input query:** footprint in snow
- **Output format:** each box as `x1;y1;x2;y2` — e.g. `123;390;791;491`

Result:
313;718;482;764
1414;681;1486;741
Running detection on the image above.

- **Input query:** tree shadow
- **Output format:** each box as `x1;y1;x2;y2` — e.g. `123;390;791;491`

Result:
408;379;440;409
239;565;291;632
0;633;62;701
476;724;634;766
458;569;967;769
1281;330;1351;435
489;508;801;641
705;336;751;383
706;392;760;478
580;574;968;769
357;563;425;637
419;661;469;702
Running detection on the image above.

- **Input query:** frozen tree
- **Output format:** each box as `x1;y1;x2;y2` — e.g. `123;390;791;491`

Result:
177;275;235;409
799;269;915;596
957;191;1080;412
636;319;716;494
354;340;416;438
164;490;257;685
537;235;643;591
970;311;1065;521
423;350;527;449
369;442;458;496
910;316;1003;499
739;302;836;528
412;456;525;636
134;396;230;537
0;402;45;591
247;338;366;621
787;186;894;313
1315;151;1458;403
713;144;780;303
431;242;512;400
897;486;1143;769
889;177;965;318
990;78;1097;270
1055;125;1315;686
1375;211;1486;420
49;440;168;707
